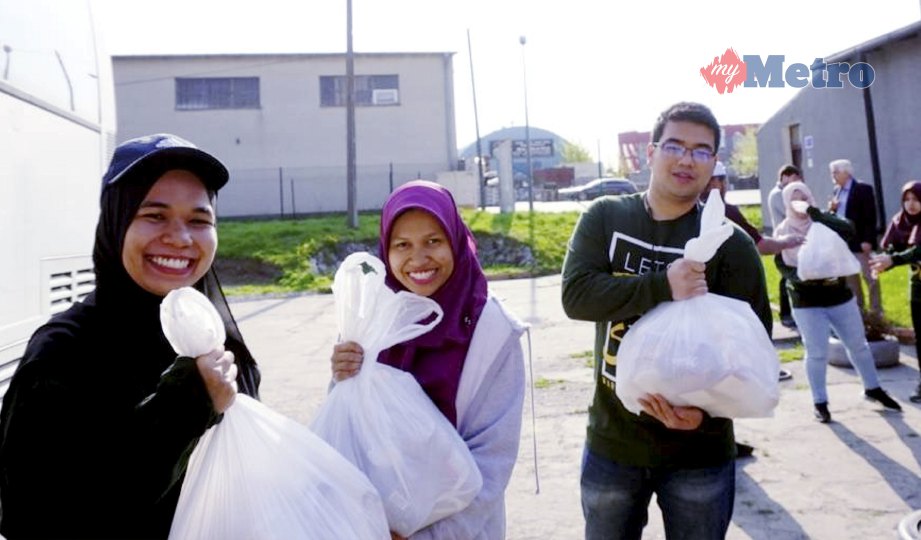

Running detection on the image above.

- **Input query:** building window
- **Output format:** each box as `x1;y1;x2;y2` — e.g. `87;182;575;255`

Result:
320;75;400;107
175;77;260;110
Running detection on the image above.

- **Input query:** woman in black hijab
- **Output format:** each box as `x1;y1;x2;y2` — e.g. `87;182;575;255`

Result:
0;134;260;539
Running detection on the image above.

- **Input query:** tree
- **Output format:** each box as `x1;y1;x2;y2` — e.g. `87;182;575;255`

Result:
729;127;758;177
560;141;592;163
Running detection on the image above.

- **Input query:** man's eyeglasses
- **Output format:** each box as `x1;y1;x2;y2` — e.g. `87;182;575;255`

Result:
654;142;715;164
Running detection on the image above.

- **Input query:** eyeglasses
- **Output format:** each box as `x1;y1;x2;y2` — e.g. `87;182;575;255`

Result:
653;142;715;164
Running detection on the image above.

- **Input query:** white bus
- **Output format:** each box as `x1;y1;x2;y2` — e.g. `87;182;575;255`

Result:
0;0;116;400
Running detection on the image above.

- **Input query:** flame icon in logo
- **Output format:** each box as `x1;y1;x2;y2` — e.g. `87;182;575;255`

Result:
700;48;747;94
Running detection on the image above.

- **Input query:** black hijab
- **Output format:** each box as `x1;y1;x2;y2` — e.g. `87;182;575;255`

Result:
0;136;259;538
90;164;260;398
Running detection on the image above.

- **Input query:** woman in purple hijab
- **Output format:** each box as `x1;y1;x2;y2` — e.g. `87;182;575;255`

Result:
871;180;921;403
331;180;527;539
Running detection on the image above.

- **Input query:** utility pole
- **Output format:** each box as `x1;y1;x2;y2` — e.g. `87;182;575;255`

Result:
345;0;358;228
597;139;603;178
467;29;486;210
520;36;533;212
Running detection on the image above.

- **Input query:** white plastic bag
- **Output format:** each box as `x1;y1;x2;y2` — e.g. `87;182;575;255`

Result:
615;191;780;418
170;396;390;540
796;222;861;280
161;287;390;540
311;252;483;537
683;189;734;264
615;293;780;418
160;286;225;357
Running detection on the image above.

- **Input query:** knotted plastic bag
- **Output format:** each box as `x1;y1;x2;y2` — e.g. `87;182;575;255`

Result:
160;286;225;357
615;190;780;419
796;221;861;281
311;252;483;537
162;287;389;540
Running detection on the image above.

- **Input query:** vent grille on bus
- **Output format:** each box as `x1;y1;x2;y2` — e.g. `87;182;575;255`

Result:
0;263;96;405
49;267;96;315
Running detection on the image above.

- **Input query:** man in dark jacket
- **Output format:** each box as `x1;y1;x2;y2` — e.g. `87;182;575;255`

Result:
828;158;881;316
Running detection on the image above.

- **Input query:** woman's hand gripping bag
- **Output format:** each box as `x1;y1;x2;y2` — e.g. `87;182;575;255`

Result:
615;190;780;419
796;221;861;280
161;287;390;540
311;252;484;538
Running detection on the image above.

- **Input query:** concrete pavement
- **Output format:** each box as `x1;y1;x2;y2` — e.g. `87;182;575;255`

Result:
231;274;921;540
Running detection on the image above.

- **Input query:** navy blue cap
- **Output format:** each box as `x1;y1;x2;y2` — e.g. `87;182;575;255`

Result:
102;133;229;192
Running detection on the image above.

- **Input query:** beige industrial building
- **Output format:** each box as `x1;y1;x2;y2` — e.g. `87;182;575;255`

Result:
113;52;466;217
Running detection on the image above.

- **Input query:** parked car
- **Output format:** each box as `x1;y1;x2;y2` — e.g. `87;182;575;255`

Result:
557;177;637;200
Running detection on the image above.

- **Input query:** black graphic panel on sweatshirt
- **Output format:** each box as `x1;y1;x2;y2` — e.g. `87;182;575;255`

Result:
601;231;684;388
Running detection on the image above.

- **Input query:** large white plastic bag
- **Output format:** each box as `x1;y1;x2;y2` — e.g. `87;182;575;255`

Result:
161;287;389;540
170;396;389;540
796;222;861;280
615;293;779;418
311;252;484;537
615;191;780;418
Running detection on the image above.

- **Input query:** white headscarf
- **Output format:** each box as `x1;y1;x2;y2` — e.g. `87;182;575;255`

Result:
774;181;817;267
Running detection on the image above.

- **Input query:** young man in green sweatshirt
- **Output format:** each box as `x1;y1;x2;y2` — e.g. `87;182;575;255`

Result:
561;102;772;540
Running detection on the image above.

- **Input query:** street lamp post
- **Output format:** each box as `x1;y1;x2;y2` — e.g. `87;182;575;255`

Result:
345;0;358;228
519;35;533;212
597;139;603;178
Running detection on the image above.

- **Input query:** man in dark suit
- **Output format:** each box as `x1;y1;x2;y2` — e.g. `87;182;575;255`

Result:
828;158;882;316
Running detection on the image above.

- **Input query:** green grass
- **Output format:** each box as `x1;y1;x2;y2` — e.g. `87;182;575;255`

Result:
217;205;915;330
777;343;804;363
739;204;763;231
459;208;580;274
570;349;595;368
760;249;911;329
534;377;566;389
738;203;911;329
217;209;580;295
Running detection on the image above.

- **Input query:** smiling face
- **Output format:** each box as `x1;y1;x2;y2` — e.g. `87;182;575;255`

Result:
121;169;217;296
647;120;717;217
387;209;455;297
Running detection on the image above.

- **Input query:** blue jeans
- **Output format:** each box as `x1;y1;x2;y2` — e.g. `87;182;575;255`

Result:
581;447;734;540
792;298;880;404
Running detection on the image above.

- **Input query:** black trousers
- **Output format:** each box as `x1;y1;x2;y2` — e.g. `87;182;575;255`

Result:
779;277;791;319
911;300;921;372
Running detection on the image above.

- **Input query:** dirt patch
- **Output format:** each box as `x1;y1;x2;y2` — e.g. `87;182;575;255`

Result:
213;257;283;286
214;233;537;288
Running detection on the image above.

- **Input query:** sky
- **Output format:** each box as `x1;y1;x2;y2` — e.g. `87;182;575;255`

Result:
93;0;921;166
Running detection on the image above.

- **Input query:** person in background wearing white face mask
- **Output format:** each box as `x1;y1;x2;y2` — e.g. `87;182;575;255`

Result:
775;181;901;424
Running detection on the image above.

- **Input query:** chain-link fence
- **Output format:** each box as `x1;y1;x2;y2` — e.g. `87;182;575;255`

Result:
215;162;450;218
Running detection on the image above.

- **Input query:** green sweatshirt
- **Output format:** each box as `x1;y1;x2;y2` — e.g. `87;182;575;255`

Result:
774;207;856;308
561;192;772;468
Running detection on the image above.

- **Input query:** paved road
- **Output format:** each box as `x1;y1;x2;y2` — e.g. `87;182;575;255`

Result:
480;189;762;215
231;275;921;539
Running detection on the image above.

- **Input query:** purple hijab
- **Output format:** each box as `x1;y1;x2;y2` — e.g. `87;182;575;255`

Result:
378;180;488;426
